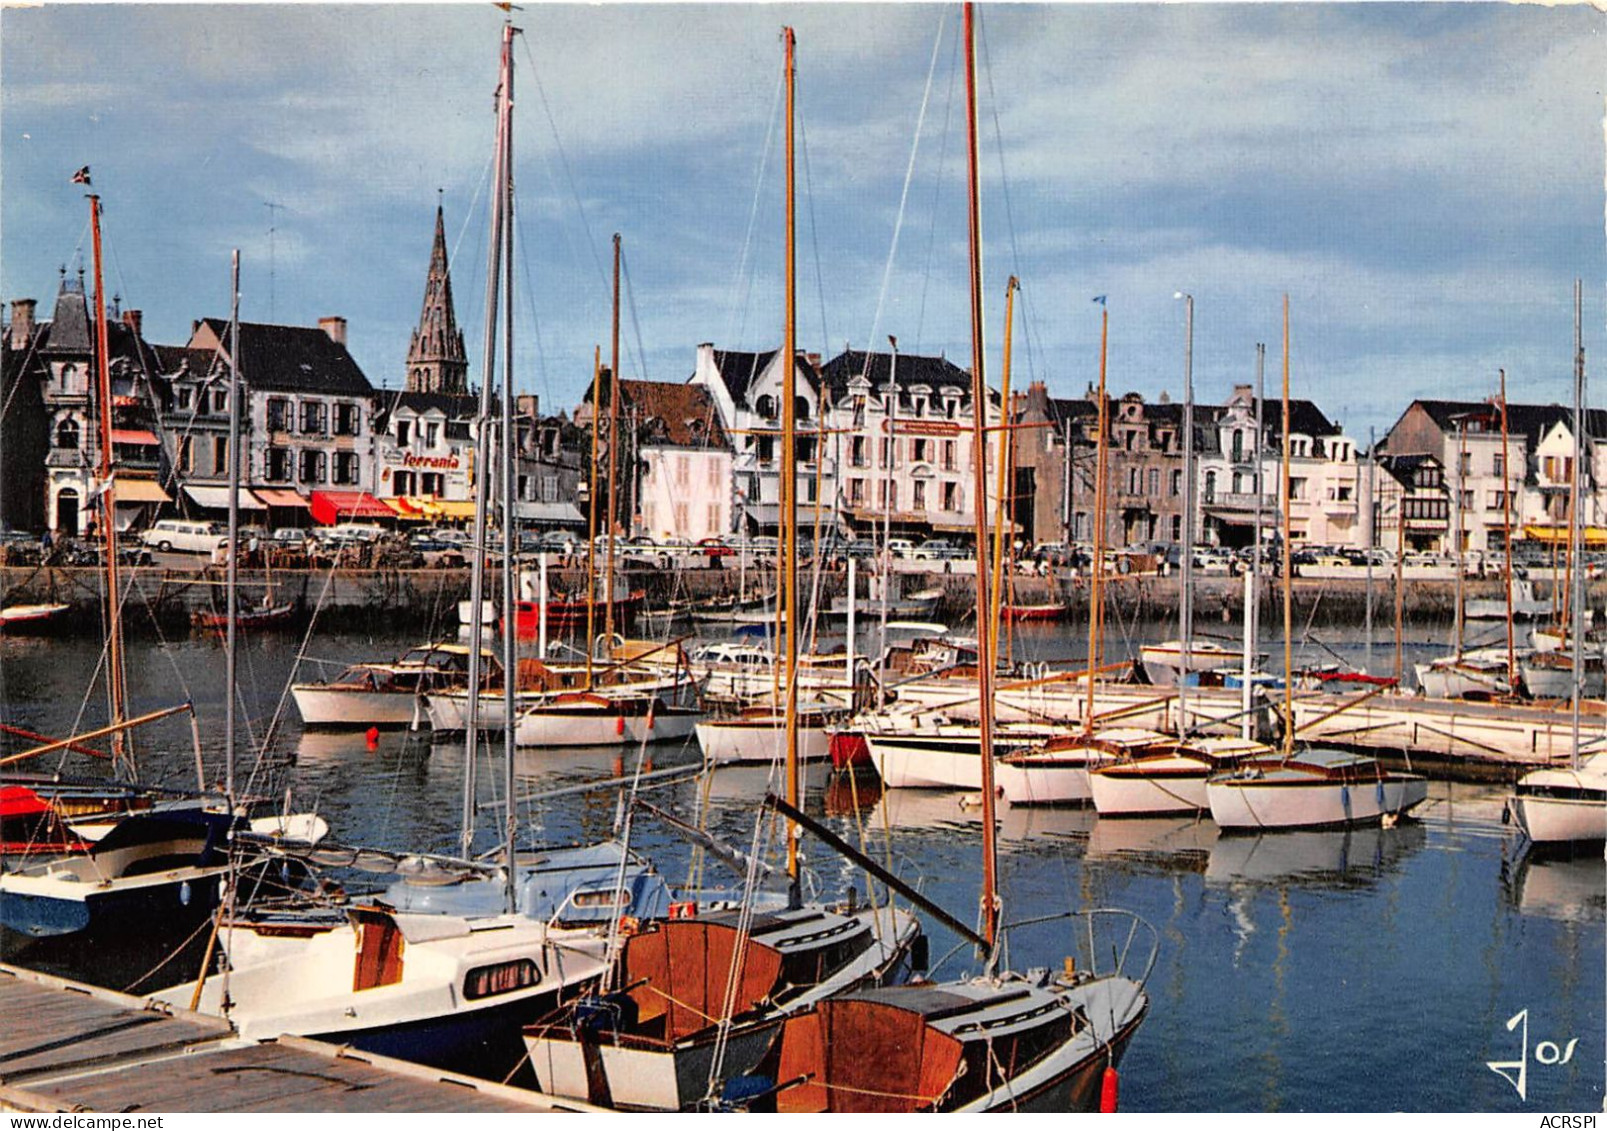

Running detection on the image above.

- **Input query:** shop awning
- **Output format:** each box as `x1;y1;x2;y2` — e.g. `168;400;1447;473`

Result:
114;476;170;504
309;490;393;525
253;488;309;509
185;485;265;510
109;429;161;447
1523;523;1607;546
515;500;586;525
383;497;430;520
420;499;477;521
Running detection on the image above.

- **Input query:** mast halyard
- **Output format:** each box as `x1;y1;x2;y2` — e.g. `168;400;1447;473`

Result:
585;346;601;690
1178;293;1195;740
460;19;514;856
782;25;802;904
1500;369;1516;693
988;278;1018;661
961;1;1000;961
87;193;130;774
1570;278;1585;771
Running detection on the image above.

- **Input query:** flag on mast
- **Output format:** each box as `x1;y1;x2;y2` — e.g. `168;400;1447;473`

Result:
71;166;92;185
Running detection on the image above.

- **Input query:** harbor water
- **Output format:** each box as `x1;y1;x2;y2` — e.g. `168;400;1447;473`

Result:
1;620;1602;1112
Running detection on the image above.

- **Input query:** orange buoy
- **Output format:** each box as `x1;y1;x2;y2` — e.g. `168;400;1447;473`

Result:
365;726;380;750
1099;1065;1119;1113
615;715;625;736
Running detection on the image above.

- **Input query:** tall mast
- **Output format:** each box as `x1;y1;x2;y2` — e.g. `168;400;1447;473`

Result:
962;1;1000;959
1245;343;1265;740
988;278;1018;660
1280;295;1294;760
1084;303;1110;736
1570;278;1585;769
585;346;600;689
459;19;513;854
604;235;622;657
499;20;519;914
87;193;130;773
1453;418;1467;661
1500;371;1516;693
781;25;802;901
879;336;898;709
1177;293;1194;738
225;251;241;799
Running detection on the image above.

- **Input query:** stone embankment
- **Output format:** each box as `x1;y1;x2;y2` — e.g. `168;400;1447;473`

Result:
3;563;1593;637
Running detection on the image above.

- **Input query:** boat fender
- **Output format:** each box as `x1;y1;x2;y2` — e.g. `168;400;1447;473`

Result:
646;703;656;730
1099;1065;1120;1113
615;715;625;736
1500;803;1510;825
365;726;380;751
669;900;698;919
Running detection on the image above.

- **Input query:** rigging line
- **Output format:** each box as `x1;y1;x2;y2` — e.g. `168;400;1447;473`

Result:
448;150;498;281
510;181;551;394
978;11;1027;304
866;7;946;353
914;16;962;354
726;57;786;347
521;35;611;296
619;245;650;383
795;95;831;355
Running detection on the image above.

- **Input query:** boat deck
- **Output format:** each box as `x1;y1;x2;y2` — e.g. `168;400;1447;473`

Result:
0;964;597;1114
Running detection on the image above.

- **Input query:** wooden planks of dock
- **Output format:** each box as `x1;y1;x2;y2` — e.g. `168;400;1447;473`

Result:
0;965;597;1114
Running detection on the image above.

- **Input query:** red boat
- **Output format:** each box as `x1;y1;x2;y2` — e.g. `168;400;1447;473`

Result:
0;786;87;855
506;591;642;638
192;601;297;632
0;603;72;634
1001;601;1068;623
829;729;873;771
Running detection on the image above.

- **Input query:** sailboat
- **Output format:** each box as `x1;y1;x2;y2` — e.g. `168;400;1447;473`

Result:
731;10;1150;1110
1206;299;1428;832
1509;281;1607;847
149;25;660;1077
521;32;921;1107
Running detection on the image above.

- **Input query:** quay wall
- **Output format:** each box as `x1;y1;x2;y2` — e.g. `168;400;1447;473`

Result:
3;564;1594;638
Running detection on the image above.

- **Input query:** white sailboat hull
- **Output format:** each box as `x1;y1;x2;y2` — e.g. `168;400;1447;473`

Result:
1510;756;1607;845
1090;759;1211;816
292;685;420;727
514;701;700;747
867;733;982;790
528;1018;779;1111
995;750;1094;806
695;717;833;766
1207;773;1429;831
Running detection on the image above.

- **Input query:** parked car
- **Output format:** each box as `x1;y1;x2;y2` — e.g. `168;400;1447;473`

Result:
910;539;962;561
885;538;917;559
695;537;736;561
141;519;227;555
270;526;311;547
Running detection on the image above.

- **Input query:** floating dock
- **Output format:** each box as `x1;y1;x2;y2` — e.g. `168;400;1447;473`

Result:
0;964;597;1114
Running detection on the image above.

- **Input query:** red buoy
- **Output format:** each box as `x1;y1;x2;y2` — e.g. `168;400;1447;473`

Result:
1099;1066;1120;1113
615;715;625;736
365;726;380;750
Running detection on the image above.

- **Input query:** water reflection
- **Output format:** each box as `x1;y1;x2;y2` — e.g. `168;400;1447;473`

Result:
1205;822;1428;887
1502;846;1607;922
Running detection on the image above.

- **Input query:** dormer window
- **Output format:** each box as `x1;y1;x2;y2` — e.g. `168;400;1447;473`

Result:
755;394;777;420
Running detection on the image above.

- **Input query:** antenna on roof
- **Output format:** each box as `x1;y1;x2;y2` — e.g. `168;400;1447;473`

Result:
264;201;288;322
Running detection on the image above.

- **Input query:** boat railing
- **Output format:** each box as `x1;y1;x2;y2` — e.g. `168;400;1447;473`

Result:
999;906;1160;990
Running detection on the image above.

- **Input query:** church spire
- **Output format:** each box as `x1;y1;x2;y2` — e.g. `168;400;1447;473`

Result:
405;200;468;395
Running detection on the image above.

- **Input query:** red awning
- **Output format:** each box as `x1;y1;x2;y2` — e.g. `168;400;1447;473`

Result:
109;429;160;446
309;490;393;525
253;488;310;509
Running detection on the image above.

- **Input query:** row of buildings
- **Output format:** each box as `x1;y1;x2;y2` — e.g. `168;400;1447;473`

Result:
2;207;1599;558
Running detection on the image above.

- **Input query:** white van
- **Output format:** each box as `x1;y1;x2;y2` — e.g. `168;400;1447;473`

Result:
141;519;227;555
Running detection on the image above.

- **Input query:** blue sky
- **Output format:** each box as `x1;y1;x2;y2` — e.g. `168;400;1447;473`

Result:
3;3;1603;443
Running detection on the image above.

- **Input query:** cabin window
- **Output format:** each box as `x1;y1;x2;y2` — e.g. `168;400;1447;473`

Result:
463;959;540;1001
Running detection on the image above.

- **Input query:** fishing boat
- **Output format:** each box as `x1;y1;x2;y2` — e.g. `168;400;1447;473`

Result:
192;599;295;632
1207;299;1427;833
1000;600;1068;622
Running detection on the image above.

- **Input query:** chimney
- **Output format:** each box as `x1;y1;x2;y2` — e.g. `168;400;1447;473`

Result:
8;298;36;351
319;316;348;347
121;308;143;338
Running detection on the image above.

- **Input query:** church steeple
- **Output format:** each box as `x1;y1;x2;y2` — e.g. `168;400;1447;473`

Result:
405;200;468;395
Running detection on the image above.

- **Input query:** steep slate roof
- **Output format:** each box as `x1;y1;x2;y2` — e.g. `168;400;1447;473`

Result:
154;344;221;379
198;318;373;395
1404;398;1607;444
621;379;729;449
709;348;817;405
817;349;971;396
40;285;90;354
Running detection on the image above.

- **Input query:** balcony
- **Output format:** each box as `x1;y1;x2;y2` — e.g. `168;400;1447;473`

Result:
1203;491;1278;511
